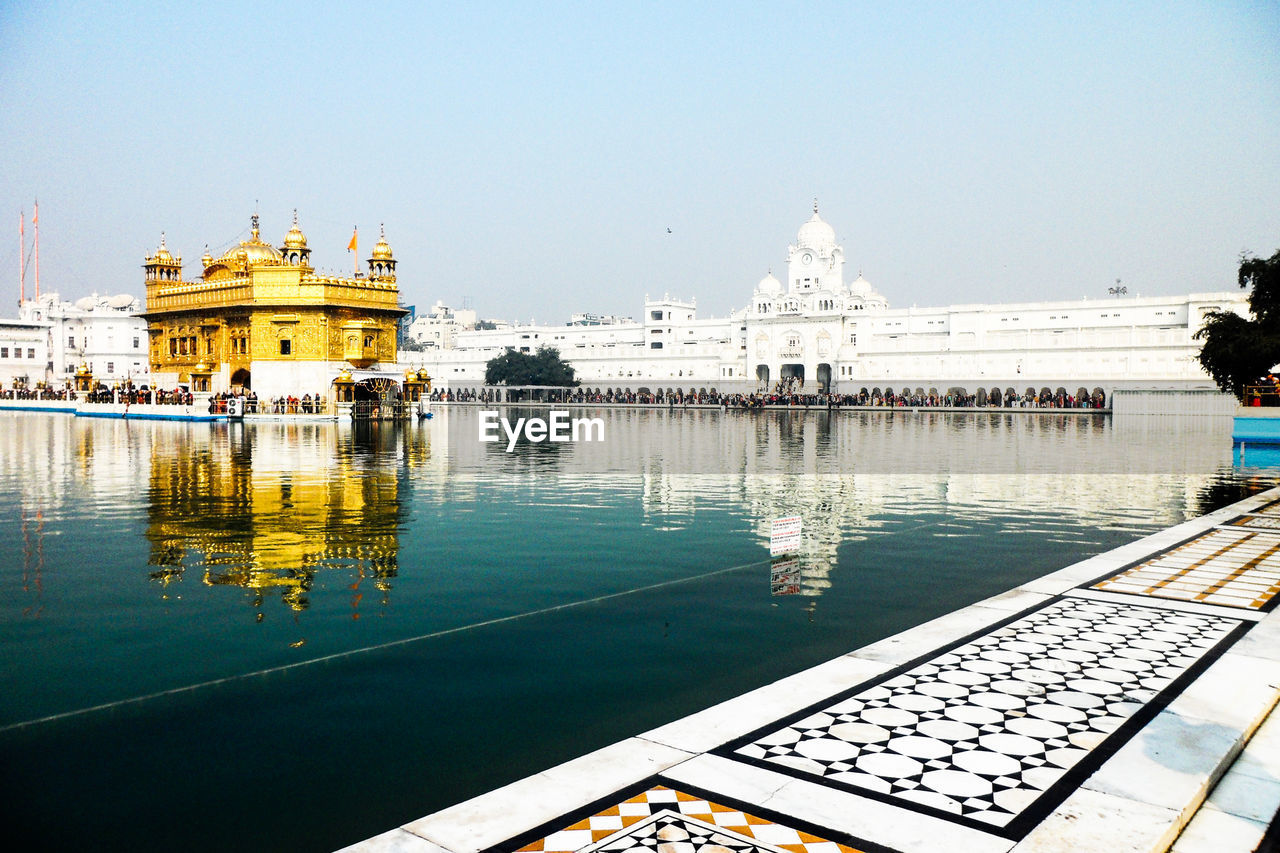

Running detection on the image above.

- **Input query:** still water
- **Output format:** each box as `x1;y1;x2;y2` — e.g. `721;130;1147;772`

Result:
0;407;1272;851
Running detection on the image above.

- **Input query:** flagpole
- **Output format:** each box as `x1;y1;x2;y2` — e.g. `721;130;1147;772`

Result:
18;210;24;307
33;200;39;301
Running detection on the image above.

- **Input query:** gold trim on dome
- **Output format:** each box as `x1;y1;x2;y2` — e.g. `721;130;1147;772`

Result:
370;224;393;260
283;209;308;249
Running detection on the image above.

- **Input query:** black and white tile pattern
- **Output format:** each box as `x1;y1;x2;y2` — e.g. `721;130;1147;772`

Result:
592;812;778;853
722;597;1243;833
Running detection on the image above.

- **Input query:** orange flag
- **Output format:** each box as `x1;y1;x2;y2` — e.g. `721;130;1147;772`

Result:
347;226;357;252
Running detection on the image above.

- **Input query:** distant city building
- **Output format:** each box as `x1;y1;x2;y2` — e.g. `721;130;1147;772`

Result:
139;213;408;399
406;300;479;350
414;204;1250;397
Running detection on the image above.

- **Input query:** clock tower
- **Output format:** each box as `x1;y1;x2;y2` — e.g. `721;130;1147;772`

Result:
786;199;844;295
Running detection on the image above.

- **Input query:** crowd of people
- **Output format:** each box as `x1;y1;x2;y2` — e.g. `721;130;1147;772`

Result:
424;385;1108;409
2;381;1110;411
205;391;329;414
0;386;74;400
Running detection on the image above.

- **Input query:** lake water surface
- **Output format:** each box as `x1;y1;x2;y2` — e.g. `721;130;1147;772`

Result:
0;407;1271;851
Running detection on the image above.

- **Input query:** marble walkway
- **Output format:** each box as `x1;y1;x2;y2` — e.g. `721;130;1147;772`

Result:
343;489;1280;853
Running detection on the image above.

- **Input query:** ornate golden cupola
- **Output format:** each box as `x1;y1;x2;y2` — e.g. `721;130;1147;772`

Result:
144;233;183;282
280;209;312;269
366;224;396;281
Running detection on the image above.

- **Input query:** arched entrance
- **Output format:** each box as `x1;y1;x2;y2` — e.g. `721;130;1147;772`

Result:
780;364;804;388
756;364;770;385
352;377;404;418
816;363;832;393
230;368;251;390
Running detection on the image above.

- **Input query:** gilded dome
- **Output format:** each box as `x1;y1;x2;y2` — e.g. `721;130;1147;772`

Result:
371;226;394;260
218;240;282;266
148;233;179;264
282;210;308;249
214;216;282;268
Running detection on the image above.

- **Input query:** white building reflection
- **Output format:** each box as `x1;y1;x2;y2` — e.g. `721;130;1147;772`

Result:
0;408;1257;613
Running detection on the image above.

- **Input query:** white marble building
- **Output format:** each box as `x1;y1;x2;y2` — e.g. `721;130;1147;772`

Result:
410;205;1249;398
11;292;150;386
0;319;51;387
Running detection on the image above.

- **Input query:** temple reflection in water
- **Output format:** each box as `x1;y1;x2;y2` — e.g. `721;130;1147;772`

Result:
144;421;430;617
0;406;1250;622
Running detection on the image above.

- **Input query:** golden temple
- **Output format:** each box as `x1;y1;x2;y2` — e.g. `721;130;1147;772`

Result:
140;213;408;398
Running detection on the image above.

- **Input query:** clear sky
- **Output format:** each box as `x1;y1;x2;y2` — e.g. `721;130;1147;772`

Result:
1;1;1277;324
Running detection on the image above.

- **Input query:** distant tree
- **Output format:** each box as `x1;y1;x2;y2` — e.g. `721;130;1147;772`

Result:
1196;248;1280;401
484;346;578;387
475;320;498;330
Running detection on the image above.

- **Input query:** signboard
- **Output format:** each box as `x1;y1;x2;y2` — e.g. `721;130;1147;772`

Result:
770;515;802;555
770;557;800;596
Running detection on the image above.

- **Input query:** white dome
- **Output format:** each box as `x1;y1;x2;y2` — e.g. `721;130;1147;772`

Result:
756;271;783;295
850;273;873;295
797;210;836;252
107;293;137;309
75;296;95;311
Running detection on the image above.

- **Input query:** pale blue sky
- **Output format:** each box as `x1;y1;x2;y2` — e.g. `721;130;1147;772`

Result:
1;1;1277;323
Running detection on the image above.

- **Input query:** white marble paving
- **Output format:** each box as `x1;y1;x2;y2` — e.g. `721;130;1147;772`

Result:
640;656;892;755
724;598;1242;830
1230;607;1280;663
402;739;694;853
1092;527;1280;610
1170;807;1268;853
1172;681;1280;850
1155;650;1280;735
337;829;451;853
847;594;1051;669
1010;787;1181;853
1066;587;1266;621
1081;708;1245;819
663;753;1014;853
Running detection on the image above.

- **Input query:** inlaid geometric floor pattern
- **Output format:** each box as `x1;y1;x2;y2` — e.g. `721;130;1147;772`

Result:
718;598;1242;836
511;784;880;853
1244;499;1280;518
1091;527;1280;610
1226;514;1280;531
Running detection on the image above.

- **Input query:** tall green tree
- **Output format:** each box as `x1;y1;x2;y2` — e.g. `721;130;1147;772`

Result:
484;346;578;386
1196;248;1280;401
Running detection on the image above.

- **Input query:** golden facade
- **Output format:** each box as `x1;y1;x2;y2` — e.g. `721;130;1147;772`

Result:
141;213;407;393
